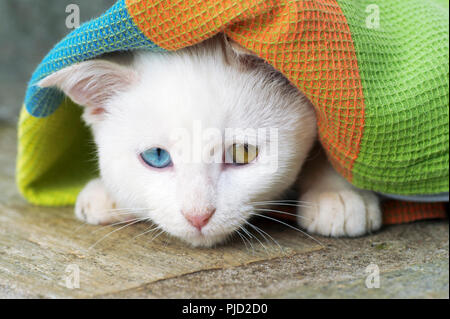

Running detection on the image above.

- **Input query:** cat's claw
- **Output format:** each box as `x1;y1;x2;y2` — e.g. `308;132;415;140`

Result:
75;178;124;225
297;189;382;237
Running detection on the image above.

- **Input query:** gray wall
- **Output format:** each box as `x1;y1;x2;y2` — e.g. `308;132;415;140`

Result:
0;0;115;124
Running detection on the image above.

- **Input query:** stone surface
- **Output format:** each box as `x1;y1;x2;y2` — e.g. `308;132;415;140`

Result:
99;222;449;299
0;124;448;298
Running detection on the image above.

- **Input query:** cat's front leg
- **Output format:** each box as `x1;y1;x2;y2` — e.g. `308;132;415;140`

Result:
75;178;132;225
297;151;382;237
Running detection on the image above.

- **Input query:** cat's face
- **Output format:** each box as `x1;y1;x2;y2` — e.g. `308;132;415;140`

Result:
40;36;317;247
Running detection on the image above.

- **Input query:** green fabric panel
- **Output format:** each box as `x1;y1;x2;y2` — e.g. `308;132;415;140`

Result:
16;100;97;206
338;0;449;195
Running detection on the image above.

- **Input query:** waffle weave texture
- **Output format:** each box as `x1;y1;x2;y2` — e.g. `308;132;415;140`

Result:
17;0;448;223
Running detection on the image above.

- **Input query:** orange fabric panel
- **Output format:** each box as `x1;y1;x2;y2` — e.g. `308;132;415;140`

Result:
382;201;448;225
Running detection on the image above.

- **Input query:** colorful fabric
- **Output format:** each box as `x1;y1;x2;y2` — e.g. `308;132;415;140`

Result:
17;0;449;223
381;201;447;225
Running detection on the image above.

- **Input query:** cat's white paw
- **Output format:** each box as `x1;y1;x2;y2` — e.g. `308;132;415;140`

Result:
297;189;381;237
75;179;123;225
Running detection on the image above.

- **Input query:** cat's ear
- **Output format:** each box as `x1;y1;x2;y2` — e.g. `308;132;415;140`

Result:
225;36;256;57
223;34;261;69
38;60;137;125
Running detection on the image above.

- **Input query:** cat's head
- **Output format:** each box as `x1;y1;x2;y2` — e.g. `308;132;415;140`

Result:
39;35;317;247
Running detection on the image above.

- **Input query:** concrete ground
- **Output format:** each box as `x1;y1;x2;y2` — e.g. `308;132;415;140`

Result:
0;123;448;298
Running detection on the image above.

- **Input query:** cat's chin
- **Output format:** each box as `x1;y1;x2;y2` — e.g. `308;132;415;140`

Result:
180;232;231;248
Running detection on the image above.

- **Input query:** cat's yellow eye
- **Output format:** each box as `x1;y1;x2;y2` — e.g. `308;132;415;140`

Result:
228;143;258;165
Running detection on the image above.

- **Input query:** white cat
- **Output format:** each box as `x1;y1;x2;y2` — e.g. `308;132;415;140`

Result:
39;35;381;247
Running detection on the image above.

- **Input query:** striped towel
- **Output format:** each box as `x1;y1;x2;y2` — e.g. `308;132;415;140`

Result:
17;0;449;223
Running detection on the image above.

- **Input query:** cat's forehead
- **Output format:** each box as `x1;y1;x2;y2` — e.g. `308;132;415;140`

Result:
111;45;300;140
128;66;267;129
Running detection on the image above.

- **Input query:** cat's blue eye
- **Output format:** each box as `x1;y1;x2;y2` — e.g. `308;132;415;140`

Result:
140;147;172;169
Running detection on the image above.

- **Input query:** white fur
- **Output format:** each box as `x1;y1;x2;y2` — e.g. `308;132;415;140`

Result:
40;36;381;247
75;178;122;225
297;159;382;236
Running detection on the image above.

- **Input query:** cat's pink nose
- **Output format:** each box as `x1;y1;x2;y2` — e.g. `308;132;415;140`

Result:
182;208;216;230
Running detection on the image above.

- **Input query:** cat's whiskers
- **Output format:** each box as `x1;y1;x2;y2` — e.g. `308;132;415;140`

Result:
236;225;255;254
107;208;153;216
237;224;260;255
251;203;314;209
250;208;350;248
132;224;161;240
228;217;275;256
91;216;150;234
90;207;150;214
251;199;314;204
250;199;317;208
149;228;166;243
234;229;251;252
244;224;270;255
236;217;272;255
251;207;313;221
83;201;322;250
251;207;352;247
88;218;144;249
249;212;324;248
74;207;152;232
241;217;284;253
